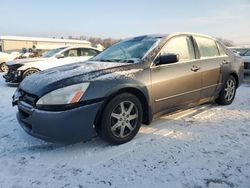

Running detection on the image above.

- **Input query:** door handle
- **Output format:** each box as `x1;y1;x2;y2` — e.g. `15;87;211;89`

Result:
222;60;229;65
191;65;200;72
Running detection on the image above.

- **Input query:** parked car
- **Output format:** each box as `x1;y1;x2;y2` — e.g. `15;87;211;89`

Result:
13;33;244;145
4;46;101;83
230;47;250;75
0;52;15;72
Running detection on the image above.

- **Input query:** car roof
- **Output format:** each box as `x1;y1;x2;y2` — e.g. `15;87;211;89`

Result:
60;46;101;51
132;32;217;41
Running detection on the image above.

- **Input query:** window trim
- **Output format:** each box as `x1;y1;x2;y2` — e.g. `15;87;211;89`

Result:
215;42;228;57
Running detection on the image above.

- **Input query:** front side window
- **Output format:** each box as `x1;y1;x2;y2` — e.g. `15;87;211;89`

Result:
91;38;160;63
161;36;195;62
63;49;78;57
195;37;219;58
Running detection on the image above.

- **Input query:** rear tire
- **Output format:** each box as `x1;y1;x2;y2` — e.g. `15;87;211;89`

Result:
216;75;237;105
0;63;8;72
98;93;143;145
22;69;39;80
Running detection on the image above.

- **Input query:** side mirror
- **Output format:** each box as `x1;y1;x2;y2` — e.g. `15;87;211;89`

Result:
55;54;64;59
156;53;179;66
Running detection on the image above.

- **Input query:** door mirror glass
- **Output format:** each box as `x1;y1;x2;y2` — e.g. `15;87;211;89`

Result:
55;54;64;59
156;53;179;65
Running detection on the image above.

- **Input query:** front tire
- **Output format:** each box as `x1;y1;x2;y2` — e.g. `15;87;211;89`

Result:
216;75;237;105
98;93;143;145
0;63;8;72
22;69;39;80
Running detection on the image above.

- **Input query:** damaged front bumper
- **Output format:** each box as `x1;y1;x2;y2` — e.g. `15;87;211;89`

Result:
16;100;103;143
3;71;22;83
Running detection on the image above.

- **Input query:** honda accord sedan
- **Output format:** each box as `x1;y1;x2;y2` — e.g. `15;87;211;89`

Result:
13;33;244;145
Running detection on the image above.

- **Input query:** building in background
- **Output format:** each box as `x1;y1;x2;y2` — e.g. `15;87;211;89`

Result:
0;36;91;53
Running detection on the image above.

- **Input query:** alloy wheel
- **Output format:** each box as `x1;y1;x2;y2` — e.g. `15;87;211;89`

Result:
25;70;38;77
224;79;235;101
110;101;139;138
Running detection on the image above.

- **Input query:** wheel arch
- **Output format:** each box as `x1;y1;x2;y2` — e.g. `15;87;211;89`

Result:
229;72;239;88
95;86;152;130
22;67;41;78
0;62;7;71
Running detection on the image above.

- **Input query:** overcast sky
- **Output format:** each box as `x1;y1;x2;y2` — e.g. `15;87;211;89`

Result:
0;0;250;44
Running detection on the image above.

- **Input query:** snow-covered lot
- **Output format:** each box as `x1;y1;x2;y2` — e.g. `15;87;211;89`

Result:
0;72;249;188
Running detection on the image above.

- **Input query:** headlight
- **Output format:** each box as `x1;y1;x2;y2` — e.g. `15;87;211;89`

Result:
37;83;90;105
15;70;22;77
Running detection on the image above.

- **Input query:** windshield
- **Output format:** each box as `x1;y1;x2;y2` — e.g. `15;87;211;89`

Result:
43;47;67;58
91;38;160;63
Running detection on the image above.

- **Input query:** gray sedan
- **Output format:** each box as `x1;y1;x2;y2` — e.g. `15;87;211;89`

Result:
13;33;244;144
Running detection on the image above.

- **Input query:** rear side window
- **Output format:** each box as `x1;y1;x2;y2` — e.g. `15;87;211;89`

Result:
161;36;195;62
195;37;219;58
80;48;99;56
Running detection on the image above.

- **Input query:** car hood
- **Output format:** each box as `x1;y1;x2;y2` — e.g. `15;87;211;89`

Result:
19;60;132;96
7;57;48;66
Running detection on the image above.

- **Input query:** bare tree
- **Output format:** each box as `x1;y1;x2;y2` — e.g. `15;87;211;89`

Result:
216;37;234;47
68;35;120;48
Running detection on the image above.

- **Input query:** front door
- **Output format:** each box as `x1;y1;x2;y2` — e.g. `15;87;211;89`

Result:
151;35;202;114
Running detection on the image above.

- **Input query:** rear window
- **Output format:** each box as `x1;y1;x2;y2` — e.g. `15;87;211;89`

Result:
244;50;250;56
195;37;219;58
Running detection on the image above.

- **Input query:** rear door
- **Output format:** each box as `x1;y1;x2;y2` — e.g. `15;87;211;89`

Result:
151;35;202;114
193;36;226;101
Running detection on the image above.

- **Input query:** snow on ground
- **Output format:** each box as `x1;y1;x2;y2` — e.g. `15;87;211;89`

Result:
0;72;250;188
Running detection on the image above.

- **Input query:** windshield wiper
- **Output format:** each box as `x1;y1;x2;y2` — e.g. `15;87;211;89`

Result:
93;59;122;62
120;58;141;63
92;58;140;63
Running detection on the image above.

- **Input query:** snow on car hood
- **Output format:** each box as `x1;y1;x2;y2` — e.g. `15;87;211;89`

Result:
7;57;48;66
18;56;92;71
20;60;131;96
